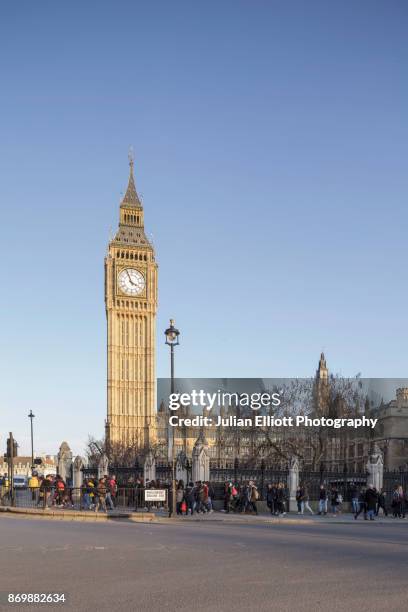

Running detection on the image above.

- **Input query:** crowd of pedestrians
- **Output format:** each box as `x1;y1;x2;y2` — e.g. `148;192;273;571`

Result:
173;480;215;515
352;483;407;520
223;480;263;514
81;475;118;511
1;471;408;520
36;473;119;511
0;472;120;512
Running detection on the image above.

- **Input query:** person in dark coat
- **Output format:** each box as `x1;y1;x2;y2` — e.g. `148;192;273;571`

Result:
365;484;378;521
330;486;340;515
318;485;327;515
266;484;274;514
376;489;388;517
355;487;367;520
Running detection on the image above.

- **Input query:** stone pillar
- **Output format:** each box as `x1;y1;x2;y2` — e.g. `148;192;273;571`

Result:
176;451;187;485
144;451;156;483
367;445;384;491
288;457;299;512
73;456;84;489
72;456;84;505
98;453;109;480
57;442;73;484
192;433;209;483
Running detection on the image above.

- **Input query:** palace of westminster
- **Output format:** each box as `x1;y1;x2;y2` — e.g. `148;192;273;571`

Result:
104;158;408;472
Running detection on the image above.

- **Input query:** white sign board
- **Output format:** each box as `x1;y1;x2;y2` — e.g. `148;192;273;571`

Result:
144;489;166;502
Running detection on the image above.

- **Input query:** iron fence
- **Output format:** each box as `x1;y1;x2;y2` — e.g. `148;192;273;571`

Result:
0;486;168;512
383;469;408;499
210;465;289;500
299;469;368;502
81;466;144;486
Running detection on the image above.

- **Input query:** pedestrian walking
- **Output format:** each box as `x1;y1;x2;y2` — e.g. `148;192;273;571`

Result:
39;474;53;507
365;484;378;521
248;482;259;515
176;482;185;515
54;475;66;507
28;472;39;503
296;485;304;514
318;485;327;515
330;485;340;516
81;479;92;510
95;478;107;513
303;486;314;515
106;475;117;510
350;483;359;514
276;482;286;516
376;489;387;516
186;481;196;515
391;484;405;518
354;487;367;520
266;484;275;515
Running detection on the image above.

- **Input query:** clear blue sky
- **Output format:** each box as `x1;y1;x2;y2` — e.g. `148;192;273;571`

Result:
0;1;407;456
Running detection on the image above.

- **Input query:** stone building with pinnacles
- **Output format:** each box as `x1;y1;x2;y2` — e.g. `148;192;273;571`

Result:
0;455;57;478
373;388;408;470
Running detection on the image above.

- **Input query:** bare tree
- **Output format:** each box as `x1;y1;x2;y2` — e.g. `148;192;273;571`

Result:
213;375;370;470
85;435;164;468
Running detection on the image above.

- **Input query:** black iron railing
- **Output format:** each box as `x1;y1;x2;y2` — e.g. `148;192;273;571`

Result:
0;486;168;512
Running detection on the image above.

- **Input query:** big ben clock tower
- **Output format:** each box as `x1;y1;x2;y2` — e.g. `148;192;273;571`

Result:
105;154;158;449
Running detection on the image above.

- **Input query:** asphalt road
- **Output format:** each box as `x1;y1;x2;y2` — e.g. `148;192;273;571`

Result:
0;516;407;612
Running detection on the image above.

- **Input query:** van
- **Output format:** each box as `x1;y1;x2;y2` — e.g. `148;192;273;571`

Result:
13;476;28;488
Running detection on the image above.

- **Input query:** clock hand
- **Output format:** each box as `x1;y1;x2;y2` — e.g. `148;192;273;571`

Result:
126;270;135;285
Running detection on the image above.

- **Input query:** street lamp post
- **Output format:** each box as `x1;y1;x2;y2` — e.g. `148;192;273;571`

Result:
165;318;180;517
28;410;35;473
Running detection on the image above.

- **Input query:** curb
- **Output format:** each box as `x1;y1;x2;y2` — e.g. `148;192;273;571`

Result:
0;506;156;522
0;507;396;526
156;516;317;526
156;515;396;526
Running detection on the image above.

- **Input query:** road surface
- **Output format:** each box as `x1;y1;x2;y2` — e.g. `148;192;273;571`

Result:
0;515;407;611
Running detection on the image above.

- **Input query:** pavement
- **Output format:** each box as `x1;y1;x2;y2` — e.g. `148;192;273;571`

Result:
170;509;398;525
0;506;155;522
0;504;401;525
0;512;407;612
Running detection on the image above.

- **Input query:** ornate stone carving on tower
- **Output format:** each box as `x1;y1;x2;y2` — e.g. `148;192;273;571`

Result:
105;154;158;450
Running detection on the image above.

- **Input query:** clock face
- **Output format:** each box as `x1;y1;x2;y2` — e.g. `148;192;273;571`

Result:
118;268;145;296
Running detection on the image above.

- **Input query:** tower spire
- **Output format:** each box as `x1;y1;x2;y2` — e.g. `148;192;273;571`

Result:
121;148;142;207
316;352;328;381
